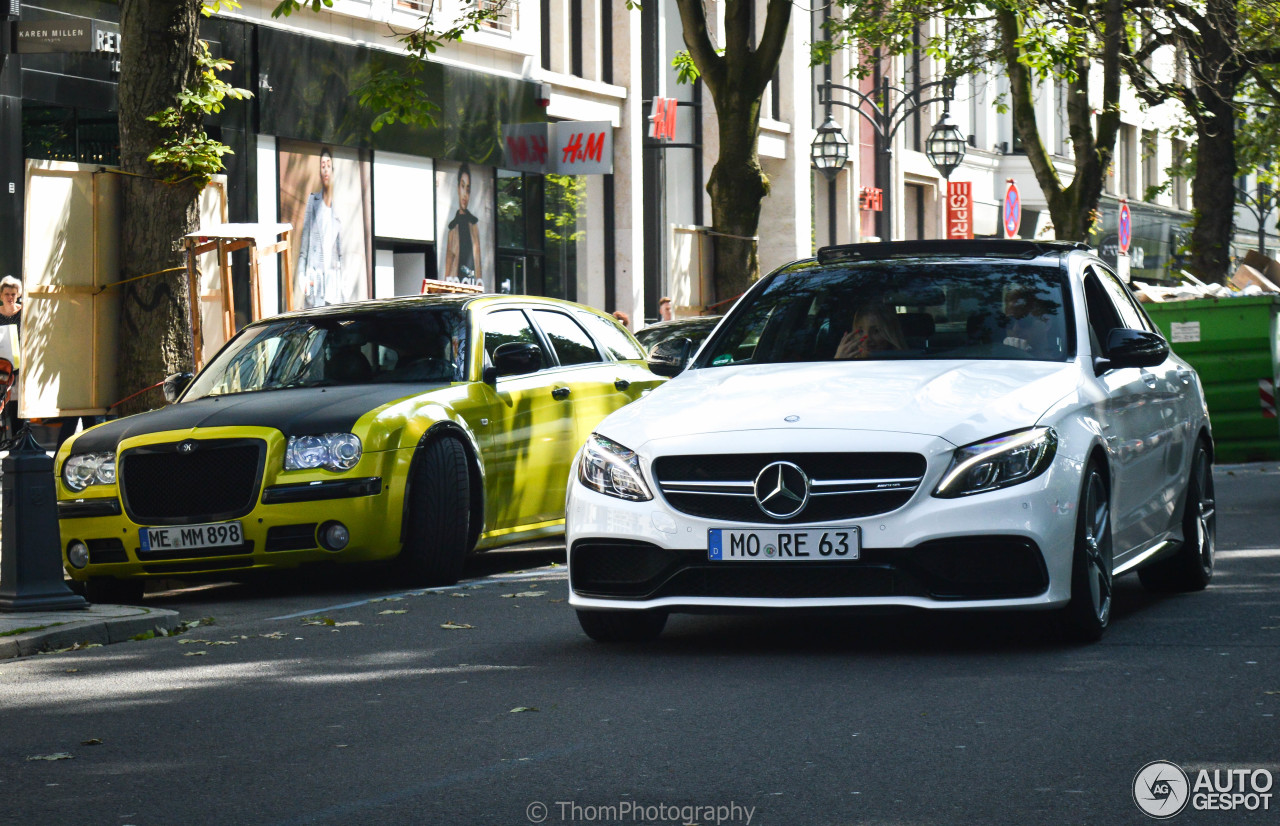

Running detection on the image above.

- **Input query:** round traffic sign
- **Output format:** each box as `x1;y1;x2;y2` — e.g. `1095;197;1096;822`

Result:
1118;200;1132;254
1003;180;1021;238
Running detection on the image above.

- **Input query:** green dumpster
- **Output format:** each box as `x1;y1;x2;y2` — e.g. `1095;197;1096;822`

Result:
1143;295;1280;463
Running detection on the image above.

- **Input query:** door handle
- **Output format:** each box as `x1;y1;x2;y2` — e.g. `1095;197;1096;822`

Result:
1141;372;1158;389
552;387;571;400
614;378;631;391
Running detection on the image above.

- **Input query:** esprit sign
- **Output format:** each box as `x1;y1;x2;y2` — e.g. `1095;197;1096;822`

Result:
501;122;612;175
946;181;973;239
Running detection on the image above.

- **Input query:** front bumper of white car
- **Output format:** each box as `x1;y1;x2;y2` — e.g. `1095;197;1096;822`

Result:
566;428;1083;613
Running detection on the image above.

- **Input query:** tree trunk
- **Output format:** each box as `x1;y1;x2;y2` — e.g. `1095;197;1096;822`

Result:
1186;92;1237;280
674;0;790;302
707;94;768;303
117;0;203;415
997;0;1121;242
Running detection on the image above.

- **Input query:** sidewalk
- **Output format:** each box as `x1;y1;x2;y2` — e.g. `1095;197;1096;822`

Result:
0;603;180;660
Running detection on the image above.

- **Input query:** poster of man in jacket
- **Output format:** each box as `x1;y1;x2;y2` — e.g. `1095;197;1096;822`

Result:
279;139;372;309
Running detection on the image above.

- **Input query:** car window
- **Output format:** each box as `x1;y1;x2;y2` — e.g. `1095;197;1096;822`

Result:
700;260;1072;366
531;309;604;366
482;309;550;372
1081;269;1121;355
1093;266;1148;331
577;311;646;361
184;307;467;399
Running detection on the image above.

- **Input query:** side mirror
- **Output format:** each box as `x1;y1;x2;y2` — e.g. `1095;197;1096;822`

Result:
1094;328;1169;374
647;338;693;377
163;372;195;404
484;342;542;383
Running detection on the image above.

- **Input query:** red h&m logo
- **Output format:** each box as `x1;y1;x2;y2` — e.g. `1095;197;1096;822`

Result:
947;181;973;239
560;131;607;166
859;187;883;212
505;134;549;168
649;97;678;140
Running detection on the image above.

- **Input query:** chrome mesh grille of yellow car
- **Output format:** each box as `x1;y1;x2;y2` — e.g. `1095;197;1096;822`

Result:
652;452;926;524
119;438;267;526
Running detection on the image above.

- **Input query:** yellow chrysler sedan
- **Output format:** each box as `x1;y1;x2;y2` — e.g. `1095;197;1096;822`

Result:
56;295;662;602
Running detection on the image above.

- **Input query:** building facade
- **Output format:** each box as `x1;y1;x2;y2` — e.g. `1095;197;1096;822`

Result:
2;0;1266;348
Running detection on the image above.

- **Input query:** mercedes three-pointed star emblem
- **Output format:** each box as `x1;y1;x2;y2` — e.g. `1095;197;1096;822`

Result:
753;461;810;519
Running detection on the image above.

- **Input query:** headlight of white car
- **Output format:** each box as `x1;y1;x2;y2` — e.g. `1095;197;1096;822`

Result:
285;433;363;471
578;434;653;501
62;452;117;492
934;427;1057;498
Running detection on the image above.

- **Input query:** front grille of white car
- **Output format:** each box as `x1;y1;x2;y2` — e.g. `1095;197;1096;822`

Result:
651;453;926;524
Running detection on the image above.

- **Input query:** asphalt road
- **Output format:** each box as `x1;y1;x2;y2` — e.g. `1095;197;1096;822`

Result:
2;464;1277;825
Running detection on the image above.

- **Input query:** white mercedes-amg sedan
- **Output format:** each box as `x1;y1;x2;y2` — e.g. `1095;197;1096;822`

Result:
566;240;1215;642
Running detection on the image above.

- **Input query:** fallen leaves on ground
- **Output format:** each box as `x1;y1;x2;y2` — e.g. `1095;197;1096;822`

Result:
378;610;408;615
174;617;216;635
25;753;74;761
302;617;336;626
501;591;547;599
39;642;102;655
509;707;539;713
440;621;474;630
80;739;103;746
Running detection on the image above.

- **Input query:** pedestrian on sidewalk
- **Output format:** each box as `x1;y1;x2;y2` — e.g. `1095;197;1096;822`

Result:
0;276;23;442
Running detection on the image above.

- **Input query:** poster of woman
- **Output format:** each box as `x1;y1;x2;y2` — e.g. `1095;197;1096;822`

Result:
278;139;372;309
436;161;494;292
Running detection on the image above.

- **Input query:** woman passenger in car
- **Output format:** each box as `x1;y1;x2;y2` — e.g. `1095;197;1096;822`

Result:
835;304;906;359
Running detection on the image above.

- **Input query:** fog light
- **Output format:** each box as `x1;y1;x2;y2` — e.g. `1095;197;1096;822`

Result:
67;540;90;569
318;521;350;551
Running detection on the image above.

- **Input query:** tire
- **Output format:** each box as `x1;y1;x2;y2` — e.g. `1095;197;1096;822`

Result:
398;437;472;587
1139;441;1215;593
576;609;668;643
1060;463;1113;642
85;577;145;605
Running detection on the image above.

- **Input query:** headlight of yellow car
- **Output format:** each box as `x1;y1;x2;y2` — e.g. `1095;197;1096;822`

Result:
285;433;363;472
63;452;117;492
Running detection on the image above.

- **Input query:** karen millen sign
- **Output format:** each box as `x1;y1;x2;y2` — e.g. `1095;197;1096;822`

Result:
16;18;120;55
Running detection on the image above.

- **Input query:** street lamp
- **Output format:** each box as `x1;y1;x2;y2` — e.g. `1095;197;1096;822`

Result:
811;115;850;182
813;74;965;241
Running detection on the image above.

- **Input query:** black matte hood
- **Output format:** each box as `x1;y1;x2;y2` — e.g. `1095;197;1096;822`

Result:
71;384;430;454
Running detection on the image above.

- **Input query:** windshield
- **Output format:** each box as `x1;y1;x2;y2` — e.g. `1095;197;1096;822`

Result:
700;260;1072;367
184;306;469;400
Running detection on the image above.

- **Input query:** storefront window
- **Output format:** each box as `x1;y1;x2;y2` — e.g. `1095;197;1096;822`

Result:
23;106;120;166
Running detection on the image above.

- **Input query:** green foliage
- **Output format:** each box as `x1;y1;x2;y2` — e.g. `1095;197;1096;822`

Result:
145;40;252;185
673;50;701;84
271;0;335;17
272;0;505;131
672;49;723;85
544;173;587;246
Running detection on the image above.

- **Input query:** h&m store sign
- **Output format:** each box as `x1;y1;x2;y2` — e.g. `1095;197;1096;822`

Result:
15;17;120;55
502;122;613;176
